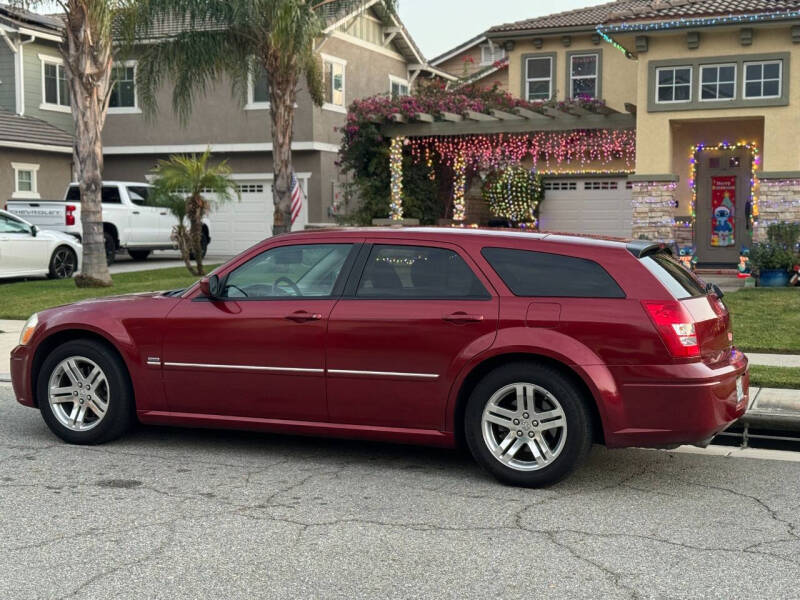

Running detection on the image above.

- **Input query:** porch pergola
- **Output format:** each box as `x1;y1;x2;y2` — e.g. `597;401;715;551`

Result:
378;102;637;222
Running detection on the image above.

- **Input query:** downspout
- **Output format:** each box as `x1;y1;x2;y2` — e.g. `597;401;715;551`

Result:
17;34;36;115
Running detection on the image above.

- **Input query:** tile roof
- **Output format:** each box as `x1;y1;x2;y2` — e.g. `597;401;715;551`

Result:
0;4;63;33
0;108;72;149
488;0;800;33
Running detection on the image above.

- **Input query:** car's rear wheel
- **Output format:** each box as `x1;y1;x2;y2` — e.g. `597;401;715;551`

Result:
37;339;133;445
465;362;593;487
128;250;151;261
48;246;77;279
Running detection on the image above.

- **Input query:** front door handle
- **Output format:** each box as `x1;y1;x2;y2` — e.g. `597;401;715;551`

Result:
286;310;323;323
444;312;485;324
132;210;140;215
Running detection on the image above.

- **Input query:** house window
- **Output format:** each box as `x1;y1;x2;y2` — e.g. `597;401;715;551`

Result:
322;54;346;111
570;53;598;98
480;43;505;65
246;64;270;109
744;60;782;99
525;56;553;101
700;64;736;101
12;163;40;199
109;62;137;110
656;66;692;103
41;56;70;110
390;75;409;98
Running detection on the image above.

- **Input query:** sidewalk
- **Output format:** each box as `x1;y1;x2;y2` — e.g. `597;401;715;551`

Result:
0;320;23;381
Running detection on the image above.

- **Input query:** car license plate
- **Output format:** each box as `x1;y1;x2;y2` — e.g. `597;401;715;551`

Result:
736;377;744;403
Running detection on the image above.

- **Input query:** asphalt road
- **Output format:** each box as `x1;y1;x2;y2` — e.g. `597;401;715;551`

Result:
2;384;799;600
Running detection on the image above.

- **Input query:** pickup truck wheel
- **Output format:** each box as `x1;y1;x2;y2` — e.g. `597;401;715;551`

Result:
128;250;151;261
104;232;116;265
464;362;593;488
48;246;78;279
37;339;134;445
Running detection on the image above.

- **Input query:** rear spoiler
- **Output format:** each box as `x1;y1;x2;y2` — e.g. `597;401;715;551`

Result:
626;240;672;259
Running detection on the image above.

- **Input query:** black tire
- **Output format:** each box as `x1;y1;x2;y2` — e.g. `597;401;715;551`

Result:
37;339;134;445
464;362;593;487
47;246;78;279
104;231;117;265
189;231;210;261
128;250;151;261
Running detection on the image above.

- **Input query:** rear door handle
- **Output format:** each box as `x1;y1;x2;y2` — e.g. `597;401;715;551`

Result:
444;312;485;324
132;211;140;215
286;310;323;323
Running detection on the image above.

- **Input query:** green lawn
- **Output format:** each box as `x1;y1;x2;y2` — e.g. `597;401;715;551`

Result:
724;288;800;354
749;365;800;390
0;266;217;320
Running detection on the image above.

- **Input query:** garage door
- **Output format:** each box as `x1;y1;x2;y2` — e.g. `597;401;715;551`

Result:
207;179;309;256
538;178;632;238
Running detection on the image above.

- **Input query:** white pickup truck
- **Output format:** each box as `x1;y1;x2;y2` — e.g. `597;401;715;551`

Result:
6;181;211;264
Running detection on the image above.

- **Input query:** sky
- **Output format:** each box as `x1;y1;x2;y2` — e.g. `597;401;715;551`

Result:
398;0;602;59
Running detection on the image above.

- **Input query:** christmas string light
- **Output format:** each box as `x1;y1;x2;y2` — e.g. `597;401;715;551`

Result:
389;136;405;220
452;154;467;222
688;141;760;230
599;9;800;34
482;166;542;224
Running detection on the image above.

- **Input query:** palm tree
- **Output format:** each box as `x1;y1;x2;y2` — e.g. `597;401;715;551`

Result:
122;0;393;235
150;149;238;275
17;0;129;287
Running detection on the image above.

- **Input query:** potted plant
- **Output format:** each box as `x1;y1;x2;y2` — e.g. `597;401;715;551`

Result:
750;222;800;287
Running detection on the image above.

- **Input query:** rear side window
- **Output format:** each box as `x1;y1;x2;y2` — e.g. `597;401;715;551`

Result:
357;245;489;299
64;185;122;204
641;252;706;299
481;247;625;298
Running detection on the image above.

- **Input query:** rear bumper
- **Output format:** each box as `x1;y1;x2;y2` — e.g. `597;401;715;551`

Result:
603;351;749;448
10;344;35;408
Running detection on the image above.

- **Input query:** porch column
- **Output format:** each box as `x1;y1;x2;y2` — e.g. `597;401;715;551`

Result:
389;136;405;220
754;176;800;242
630;178;678;244
452;152;466;222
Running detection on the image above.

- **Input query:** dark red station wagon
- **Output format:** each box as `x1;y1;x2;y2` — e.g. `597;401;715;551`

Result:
11;228;749;486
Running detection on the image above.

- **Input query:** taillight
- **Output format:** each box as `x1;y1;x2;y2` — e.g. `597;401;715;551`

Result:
65;204;76;226
642;300;700;358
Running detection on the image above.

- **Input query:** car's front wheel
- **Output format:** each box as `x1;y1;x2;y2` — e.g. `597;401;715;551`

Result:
48;246;77;279
465;362;593;487
37;339;134;445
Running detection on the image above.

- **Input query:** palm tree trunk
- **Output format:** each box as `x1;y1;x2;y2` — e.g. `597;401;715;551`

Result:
270;74;297;236
63;2;113;288
189;194;205;276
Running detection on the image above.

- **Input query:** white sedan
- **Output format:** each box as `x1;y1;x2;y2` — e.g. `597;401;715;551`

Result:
0;209;82;280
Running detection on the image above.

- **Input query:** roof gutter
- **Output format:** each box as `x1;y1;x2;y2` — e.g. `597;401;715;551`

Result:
598;9;800;35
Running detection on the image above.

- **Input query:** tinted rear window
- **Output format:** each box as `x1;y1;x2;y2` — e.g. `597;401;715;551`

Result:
481;247;625;298
641;253;706;299
65;186;122;204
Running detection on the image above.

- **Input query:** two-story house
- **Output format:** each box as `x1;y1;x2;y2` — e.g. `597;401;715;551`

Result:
101;2;452;254
387;0;800;267
0;6;73;206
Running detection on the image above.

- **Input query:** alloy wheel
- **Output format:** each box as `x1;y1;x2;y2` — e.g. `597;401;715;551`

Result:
47;356;110;432
53;248;77;279
481;382;567;471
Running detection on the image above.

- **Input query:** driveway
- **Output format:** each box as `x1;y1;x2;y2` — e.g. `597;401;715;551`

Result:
109;251;233;274
2;384;799;599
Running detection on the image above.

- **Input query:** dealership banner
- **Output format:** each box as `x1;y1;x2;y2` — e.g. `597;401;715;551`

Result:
711;175;736;247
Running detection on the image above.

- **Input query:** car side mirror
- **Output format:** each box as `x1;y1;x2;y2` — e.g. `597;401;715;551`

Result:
31;225;38;238
200;274;221;299
706;282;724;300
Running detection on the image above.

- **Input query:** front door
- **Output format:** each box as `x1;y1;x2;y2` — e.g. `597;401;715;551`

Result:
326;241;499;431
695;148;751;265
161;242;358;421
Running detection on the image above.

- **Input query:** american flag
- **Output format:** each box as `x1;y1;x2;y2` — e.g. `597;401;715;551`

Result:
290;172;303;227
